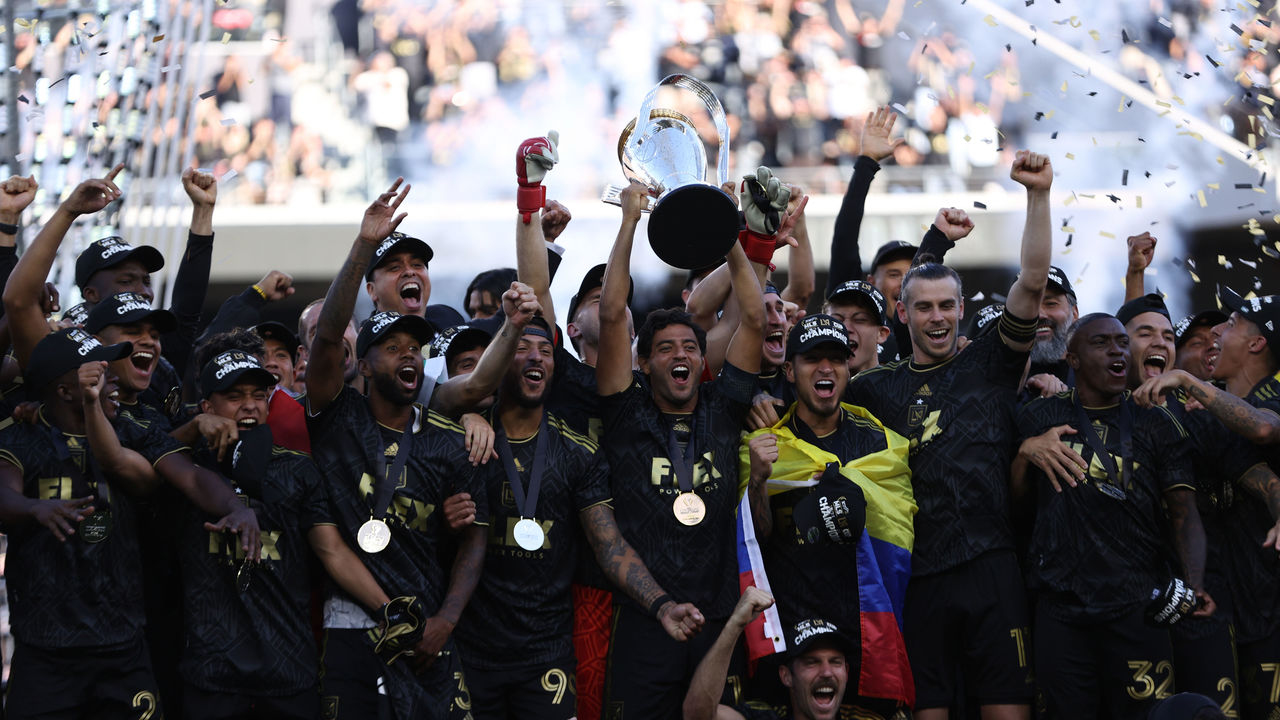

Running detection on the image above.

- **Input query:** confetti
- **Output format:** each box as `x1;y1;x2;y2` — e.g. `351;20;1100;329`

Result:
1122;170;1129;185
1207;55;1221;68
984;14;998;26
1065;153;1075;160
1137;196;1143;208
199;89;216;100
222;32;232;44
1062;226;1076;233
1100;231;1116;239
152;34;165;42
1208;183;1221;190
1236;183;1254;189
974;201;987;209
1197;190;1208;207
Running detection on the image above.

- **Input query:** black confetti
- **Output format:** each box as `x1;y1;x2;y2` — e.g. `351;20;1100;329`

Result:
1035;111;1046;121
1145;171;1152;178
1005;44;1012;52
1122;170;1129;185
1051;131;1059;139
1207;55;1221;68
1121;29;1131;43
1230;23;1244;36
1088;91;1098;96
1107;194;1121;203
1236;183;1253;189
199;89;216;100
18;95;29;104
974;201;988;209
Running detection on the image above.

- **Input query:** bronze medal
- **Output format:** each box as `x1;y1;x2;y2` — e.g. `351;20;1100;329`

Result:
673;492;706;526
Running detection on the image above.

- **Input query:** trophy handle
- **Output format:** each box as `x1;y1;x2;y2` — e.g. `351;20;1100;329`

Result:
628;74;731;188
600;183;655;212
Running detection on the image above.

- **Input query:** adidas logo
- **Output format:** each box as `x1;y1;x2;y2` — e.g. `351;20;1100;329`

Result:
384;443;398;457
917;384;932;397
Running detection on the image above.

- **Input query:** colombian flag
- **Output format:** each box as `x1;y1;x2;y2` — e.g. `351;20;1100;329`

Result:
736;403;916;706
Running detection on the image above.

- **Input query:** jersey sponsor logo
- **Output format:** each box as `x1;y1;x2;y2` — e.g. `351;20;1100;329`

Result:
209;528;282;561
1064;441;1143;489
357;472;435;532
649;450;722;490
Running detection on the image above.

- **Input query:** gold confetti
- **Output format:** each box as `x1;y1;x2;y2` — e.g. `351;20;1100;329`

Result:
1261;95;1275;106
1136;196;1143;208
967;61;975;76
1065;153;1076;160
1069;16;1081;28
1172;96;1185;106
984;14;998;26
1197;190;1208;207
1089;30;1101;41
1062;226;1076;233
1208;182;1220;190
1118;96;1128;112
221;32;231;44
1189;270;1201;283
152;34;165;42
1100;231;1116;239
1065;195;1076;206
1218;254;1228;266
1061;81;1069;92
1156;100;1172;108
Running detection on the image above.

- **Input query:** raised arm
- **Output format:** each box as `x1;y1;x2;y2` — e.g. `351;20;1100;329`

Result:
514;131;559;327
827;107;902;293
779;185;814;310
430;282;539;416
306;179;409;414
164;167;219;376
597;183;647;396
0;176;38;316
1124;232;1156;302
80;362;158;492
682;586;774;720
3;165;123;368
1003;151;1053;339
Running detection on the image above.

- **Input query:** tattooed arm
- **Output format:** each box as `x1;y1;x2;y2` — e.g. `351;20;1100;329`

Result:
581;503;706;641
1238;462;1280;552
1165;487;1214;616
1133;370;1280;445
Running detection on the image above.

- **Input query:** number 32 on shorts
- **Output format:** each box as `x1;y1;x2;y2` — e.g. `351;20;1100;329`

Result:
1125;660;1174;701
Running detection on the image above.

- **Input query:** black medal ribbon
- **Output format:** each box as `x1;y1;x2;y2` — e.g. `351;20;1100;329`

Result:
665;415;699;495
371;410;416;522
1073;394;1133;500
495;414;550;519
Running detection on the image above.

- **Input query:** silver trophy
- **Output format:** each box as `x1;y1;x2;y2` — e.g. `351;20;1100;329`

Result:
602;75;740;269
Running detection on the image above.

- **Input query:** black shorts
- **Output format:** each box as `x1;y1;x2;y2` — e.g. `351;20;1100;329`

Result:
1171;616;1239;714
6;636;162;720
183;682;319;720
319;628;471;720
603;602;743;720
1035;601;1174;720
464;655;577;720
1238;629;1280;720
903;550;1034;709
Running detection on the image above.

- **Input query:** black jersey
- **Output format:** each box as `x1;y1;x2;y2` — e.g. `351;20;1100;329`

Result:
0;412;145;648
548;343;601;442
1016;392;1194;622
307;385;487;611
847;318;1027;575
456;412;611;671
757;369;796;408
180;444;330;694
1227;371;1280;643
138;355;185;427
735;701;874;720
114;400;187;466
600;362;756;619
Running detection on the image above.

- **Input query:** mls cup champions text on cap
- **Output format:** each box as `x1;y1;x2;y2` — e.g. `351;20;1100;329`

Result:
213;353;260;381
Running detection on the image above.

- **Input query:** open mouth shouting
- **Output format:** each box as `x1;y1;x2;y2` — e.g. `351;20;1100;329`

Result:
811;682;839;714
670;362;691;385
922;324;951;348
522;365;546;391
1204;342;1221;373
1107;358;1128;380
129;349;156;376
237;416;259;431
398;280;423;312
764;329;785;358
813;378;837;399
1140;351;1167;379
396;363;420;393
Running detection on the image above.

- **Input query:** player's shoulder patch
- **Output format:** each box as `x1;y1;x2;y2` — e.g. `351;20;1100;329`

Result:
548;413;598;452
424;407;464;434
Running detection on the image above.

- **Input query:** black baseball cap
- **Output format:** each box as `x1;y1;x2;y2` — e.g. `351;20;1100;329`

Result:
84;292;177;335
967;303;1004;339
365;231;434;281
429;324;493;364
567;263;633;324
61;302;90;327
1046;265;1076;302
826;280;887;325
792;462;867;545
786;617;854;661
75;236;165;289
25;328;132;391
1173;310;1227;348
786;314;851;360
869;241;916;273
356;311;435;358
1218;285;1280;352
254;321;301;363
200;350;277;397
1116;293;1171;327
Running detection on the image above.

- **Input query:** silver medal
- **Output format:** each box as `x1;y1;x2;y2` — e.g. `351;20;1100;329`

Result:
357;518;392;553
513;517;545;551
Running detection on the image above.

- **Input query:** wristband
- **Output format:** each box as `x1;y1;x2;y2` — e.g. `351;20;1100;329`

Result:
738;229;776;266
516;185;546;224
0;222;18;235
648;593;674;619
251;284;268;300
